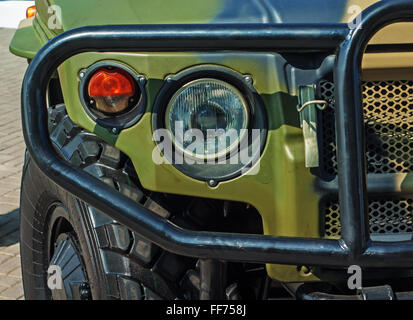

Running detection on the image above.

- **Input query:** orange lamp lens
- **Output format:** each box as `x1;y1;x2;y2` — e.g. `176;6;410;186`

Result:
26;6;36;19
87;68;136;114
88;68;135;97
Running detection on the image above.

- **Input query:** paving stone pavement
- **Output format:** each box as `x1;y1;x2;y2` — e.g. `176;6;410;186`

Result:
0;28;29;300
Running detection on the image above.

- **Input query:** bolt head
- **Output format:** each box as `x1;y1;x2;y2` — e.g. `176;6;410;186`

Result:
79;283;91;300
208;180;218;187
244;75;253;84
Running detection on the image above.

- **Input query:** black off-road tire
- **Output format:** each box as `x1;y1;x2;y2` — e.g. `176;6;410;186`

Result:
20;104;176;300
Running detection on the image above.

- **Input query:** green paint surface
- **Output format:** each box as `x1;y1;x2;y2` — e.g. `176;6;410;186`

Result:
9;23;43;59
36;0;222;35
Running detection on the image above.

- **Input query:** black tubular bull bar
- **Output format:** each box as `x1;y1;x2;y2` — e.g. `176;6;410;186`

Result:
21;0;413;268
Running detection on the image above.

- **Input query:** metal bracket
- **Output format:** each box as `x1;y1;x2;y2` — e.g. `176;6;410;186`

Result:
297;100;328;113
298;86;326;168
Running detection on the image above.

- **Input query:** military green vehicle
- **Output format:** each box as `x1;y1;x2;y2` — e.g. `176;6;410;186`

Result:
8;0;413;300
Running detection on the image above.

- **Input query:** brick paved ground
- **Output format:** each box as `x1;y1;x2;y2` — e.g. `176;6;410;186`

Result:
0;28;28;300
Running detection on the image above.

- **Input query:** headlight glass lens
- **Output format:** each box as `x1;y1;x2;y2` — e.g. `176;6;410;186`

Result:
165;78;249;159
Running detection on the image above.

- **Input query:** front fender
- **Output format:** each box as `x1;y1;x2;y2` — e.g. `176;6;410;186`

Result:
9;18;44;59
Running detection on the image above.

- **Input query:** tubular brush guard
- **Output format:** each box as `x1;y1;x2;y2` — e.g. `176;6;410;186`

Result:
21;0;413;268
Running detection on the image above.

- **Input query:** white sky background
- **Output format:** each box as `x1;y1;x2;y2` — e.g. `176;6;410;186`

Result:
0;1;35;28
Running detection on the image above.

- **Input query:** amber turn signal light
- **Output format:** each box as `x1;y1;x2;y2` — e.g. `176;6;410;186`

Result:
26;5;36;19
87;68;136;114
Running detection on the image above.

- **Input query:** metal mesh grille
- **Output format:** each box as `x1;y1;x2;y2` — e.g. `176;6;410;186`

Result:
319;81;338;176
323;198;340;237
319;80;413;175
324;198;413;238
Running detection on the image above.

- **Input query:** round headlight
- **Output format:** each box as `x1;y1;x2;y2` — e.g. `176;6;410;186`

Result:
165;78;249;159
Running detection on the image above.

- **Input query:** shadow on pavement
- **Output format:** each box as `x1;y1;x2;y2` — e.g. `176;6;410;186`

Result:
0;209;19;247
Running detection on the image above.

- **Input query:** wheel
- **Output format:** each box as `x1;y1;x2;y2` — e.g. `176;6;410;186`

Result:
19;104;185;300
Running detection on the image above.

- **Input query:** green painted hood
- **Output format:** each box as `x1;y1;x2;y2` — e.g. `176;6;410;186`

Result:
36;0;378;34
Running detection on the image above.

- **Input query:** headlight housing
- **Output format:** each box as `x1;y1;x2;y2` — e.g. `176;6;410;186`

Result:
165;78;249;159
153;66;267;183
79;62;146;131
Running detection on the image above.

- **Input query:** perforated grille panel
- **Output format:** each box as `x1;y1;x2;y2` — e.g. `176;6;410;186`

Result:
319;80;413;176
319;80;338;176
323;198;340;237
324;198;413;238
364;80;413;173
320;79;412;239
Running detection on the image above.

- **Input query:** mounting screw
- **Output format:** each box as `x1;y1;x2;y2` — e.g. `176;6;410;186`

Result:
165;76;173;83
79;71;86;79
112;127;120;135
79;283;91;300
244;75;253;85
207;180;218;187
138;75;146;83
